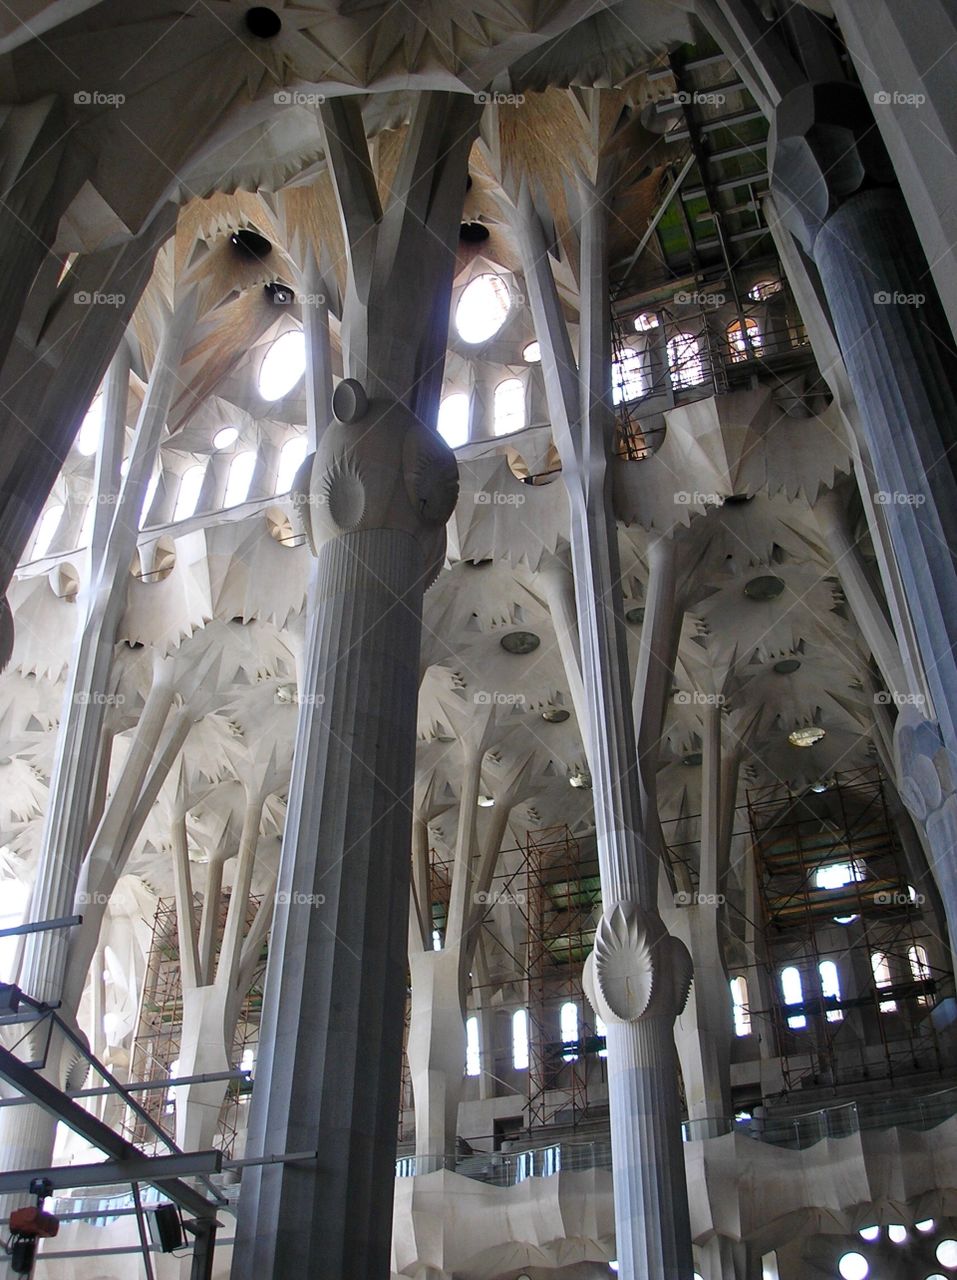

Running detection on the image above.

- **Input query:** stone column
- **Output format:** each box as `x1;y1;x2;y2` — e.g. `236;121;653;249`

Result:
772;82;957;947
232;388;459;1279
517;174;694;1279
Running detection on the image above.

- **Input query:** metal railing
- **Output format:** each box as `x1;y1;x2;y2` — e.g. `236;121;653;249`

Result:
396;1086;957;1181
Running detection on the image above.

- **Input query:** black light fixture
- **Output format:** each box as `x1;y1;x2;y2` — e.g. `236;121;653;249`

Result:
230;228;272;261
460;221;490;244
500;631;540;655
744;575;785;601
625;606;645;624
265;281;294;306
773;658;801;674
245;6;282;37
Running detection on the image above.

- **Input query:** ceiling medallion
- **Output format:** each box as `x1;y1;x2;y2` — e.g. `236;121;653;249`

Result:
682;752;702;766
744;575;785;601
500;631;540;655
789;726;826;748
542;708;570;723
625;606;645;624
773;658;801;674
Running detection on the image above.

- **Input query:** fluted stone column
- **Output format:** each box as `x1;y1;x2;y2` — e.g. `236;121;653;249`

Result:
233;388;458;1280
773;83;957;964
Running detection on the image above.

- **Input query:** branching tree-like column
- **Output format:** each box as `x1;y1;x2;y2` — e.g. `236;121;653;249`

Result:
233;92;479;1280
513;153;694;1276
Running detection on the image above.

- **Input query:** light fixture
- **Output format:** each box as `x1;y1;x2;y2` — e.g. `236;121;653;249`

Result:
230;227;272;259
625;606;645;624
265;281;295;306
888;1225;907;1244
937;1239;957;1267
213;426;239;450
917;1219;936;1232
683;751;702;766
858;1226;879;1242
744;575;785;601
522;340;541;363
245;6;282;37
569;771;591;789
774;658;801;674
788;726;826;747
500;631;540;655
459;221;490;244
838;1253;868;1280
542;708;570;723
477;795;495;808
810;781;828;793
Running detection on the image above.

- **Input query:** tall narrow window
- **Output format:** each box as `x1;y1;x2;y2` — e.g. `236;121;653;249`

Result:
258;330;306;401
437;392;469;448
818;960;843;1022
138;469;161;530
730;976;751;1036
276;435;308;494
667;332;706;389
76;390;104;456
727;317;763;362
32;504;64;559
871;951;897;1013
466;1015;480;1076
224;451;257;508
512;1009;529;1070
780;965;806;1030
612;347;646;405
560;1001;579;1062
595;1014;608;1059
908;944;932;1006
493;378;525;436
173;463;207;522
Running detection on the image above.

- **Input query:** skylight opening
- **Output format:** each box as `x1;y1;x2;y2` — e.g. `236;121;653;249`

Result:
213;426;239;450
276;435;308;494
814;860;866;890
258;330;306;401
455;273;511;344
493;378;525;436
437;393;469;449
224;451;258;508
76;391;104;456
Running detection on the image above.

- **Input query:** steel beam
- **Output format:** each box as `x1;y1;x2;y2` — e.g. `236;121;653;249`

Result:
0;1151;222;1195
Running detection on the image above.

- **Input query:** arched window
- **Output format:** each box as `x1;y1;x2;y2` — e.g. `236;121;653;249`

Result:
780;965;806;1030
466;1015;480;1077
748;278;784;303
437;392;469;448
512;1008;529;1070
173;463;207;522
634;311;660;333
871;951;897;1013
32;504;64;559
76;390;104;456
560;1001;579;1061
522;340;541;363
730;976;751;1036
258;330;306;401
493;378;525;436
908;943;932;1006
727;317;763;363
224;451;257;508
612;347;646;405
455;273;511;344
818;960;843;1022
276;435;308;494
667;332;706;389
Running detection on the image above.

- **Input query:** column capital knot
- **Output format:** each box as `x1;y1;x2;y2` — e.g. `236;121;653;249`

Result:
769;80;897;251
292;395;458;586
583;900;693;1026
